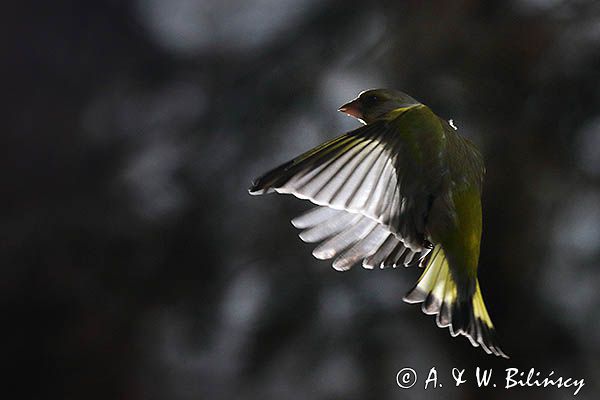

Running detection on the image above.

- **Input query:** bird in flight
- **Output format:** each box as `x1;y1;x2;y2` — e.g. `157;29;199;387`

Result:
249;89;508;358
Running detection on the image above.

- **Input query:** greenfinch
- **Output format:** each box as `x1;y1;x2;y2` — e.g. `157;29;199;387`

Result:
250;89;507;358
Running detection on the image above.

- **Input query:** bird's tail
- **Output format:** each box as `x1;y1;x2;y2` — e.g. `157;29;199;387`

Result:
403;244;508;358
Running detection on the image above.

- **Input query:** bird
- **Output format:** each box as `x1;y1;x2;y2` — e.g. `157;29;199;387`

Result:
248;88;508;358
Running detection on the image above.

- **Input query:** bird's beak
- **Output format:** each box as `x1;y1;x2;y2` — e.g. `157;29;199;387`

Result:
338;99;363;119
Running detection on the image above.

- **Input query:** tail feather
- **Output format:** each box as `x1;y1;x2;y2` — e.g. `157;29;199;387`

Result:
403;245;508;358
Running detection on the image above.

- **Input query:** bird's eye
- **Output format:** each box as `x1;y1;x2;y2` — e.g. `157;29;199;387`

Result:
364;95;378;104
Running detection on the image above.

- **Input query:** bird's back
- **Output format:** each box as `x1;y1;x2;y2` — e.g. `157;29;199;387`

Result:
427;119;486;278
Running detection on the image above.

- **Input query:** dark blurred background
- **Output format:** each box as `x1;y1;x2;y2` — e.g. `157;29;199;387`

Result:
3;0;600;399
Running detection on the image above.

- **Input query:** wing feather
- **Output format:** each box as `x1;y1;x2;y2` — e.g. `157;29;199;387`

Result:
298;212;362;243
332;224;390;271
290;206;338;229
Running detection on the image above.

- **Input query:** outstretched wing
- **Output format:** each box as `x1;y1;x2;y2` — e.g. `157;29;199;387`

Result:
249;110;437;247
250;121;403;231
249;108;443;269
290;206;425;271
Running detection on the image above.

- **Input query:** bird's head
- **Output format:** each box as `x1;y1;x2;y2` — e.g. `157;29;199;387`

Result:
338;89;420;124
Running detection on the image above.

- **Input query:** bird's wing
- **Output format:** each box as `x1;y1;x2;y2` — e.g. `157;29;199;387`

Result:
251;119;412;234
290;205;423;271
249;113;435;269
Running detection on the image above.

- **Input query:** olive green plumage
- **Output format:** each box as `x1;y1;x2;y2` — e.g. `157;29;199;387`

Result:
249;89;507;358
